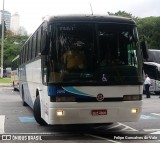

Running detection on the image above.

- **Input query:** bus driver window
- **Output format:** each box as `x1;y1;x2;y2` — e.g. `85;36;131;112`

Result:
64;41;87;71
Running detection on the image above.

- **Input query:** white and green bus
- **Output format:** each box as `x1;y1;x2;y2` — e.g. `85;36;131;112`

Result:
143;62;160;94
143;49;160;94
19;15;147;125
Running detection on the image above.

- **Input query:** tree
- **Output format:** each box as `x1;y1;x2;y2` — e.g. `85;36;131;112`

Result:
0;34;28;68
137;16;160;49
108;10;139;22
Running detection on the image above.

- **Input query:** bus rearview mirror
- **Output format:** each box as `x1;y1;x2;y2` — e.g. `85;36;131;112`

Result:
140;40;149;60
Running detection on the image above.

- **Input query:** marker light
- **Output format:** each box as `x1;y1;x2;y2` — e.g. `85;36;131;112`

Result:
131;108;138;114
56;110;64;116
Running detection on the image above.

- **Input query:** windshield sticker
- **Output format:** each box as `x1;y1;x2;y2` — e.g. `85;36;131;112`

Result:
102;74;107;82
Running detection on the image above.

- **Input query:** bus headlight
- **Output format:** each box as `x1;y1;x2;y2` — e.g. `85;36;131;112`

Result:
123;95;142;101
56;110;64;116
56;96;76;102
131;108;139;114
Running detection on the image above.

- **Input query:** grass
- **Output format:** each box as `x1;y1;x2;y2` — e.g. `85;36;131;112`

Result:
0;78;12;83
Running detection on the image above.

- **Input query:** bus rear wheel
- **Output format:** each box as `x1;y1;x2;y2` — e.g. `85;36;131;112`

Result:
33;95;47;126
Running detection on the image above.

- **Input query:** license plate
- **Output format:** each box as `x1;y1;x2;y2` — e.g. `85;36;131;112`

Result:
91;109;107;116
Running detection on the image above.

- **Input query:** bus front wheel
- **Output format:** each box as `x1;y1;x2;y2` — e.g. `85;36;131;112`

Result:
33;95;47;126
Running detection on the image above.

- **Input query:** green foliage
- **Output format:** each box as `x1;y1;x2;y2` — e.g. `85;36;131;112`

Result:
137;17;160;49
0;33;28;68
108;10;139;22
0;78;12;83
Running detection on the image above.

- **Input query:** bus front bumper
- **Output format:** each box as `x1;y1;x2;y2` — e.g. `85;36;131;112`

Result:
45;101;142;125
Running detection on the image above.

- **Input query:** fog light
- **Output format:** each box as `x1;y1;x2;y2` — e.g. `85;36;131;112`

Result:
56;110;64;116
56;96;75;102
131;108;138;114
123;95;142;101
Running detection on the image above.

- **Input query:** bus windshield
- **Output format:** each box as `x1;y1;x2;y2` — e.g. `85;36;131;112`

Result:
48;22;142;84
143;63;160;80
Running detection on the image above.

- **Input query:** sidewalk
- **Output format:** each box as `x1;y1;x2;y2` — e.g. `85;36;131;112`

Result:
0;83;12;87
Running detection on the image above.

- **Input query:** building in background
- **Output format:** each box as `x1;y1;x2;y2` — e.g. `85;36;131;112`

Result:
10;12;27;35
0;11;27;35
10;12;20;35
0;10;11;30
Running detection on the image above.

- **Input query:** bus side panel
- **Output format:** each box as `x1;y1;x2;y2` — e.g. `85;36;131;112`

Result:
20;59;42;108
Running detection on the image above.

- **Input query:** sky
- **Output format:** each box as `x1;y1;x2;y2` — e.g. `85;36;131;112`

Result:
1;0;160;34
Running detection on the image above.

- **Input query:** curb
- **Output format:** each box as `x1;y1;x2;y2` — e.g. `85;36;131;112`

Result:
0;83;12;87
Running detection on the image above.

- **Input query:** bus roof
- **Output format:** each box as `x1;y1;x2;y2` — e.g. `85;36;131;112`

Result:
45;15;135;25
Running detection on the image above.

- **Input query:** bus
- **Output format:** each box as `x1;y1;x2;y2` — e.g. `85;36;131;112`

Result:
143;62;160;94
19;15;147;125
11;55;19;91
147;49;160;64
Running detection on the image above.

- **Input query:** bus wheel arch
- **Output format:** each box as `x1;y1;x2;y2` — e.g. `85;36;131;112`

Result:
33;94;47;126
21;85;28;106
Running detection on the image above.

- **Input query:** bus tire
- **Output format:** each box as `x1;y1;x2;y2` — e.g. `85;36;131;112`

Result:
22;88;28;106
14;87;16;91
155;91;160;95
33;95;47;126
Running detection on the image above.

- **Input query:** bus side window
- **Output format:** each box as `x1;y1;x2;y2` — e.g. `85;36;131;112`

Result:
42;56;48;84
48;25;62;82
32;35;36;58
37;28;41;55
29;38;33;60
